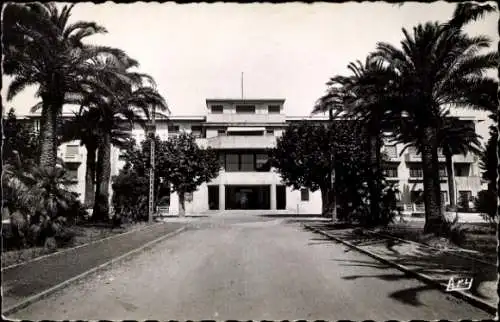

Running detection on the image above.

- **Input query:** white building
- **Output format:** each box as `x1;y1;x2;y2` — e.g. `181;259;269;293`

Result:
23;98;487;215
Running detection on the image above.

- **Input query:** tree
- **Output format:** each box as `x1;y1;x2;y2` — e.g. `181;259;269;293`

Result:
64;55;168;221
3;2;133;169
480;113;498;193
372;19;497;234
478;113;498;220
59;110;100;208
111;168;149;222
313;56;396;224
158;133;220;216
269;120;369;219
119;135;166;210
3;108;40;168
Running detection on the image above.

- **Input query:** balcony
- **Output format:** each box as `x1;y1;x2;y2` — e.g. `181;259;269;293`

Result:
61;145;82;163
206;135;277;149
381;146;401;162
206;113;285;124
453;153;478;163
454;176;482;191
405;152;446;163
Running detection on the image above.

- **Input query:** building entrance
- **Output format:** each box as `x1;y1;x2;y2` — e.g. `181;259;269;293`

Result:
225;185;271;210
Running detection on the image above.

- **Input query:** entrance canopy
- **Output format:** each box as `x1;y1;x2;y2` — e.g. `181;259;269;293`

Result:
227;127;265;133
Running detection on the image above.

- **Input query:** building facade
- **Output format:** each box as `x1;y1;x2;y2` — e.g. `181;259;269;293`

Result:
23;98;487;215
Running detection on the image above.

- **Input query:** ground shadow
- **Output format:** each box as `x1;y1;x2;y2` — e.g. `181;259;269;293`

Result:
304;224;497;304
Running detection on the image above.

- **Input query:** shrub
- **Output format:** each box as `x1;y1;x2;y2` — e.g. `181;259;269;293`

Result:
2;164;79;249
475;189;497;224
112;169;149;222
344;178;399;227
441;214;468;245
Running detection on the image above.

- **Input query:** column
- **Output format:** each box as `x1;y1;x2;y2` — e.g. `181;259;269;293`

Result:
169;184;179;216
219;184;225;211
270;184;277;210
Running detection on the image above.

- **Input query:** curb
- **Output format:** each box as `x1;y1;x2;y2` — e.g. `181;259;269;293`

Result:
303;224;497;316
2;222;162;271
3;226;186;317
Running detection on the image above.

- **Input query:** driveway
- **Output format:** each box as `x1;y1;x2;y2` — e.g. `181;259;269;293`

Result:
9;215;493;320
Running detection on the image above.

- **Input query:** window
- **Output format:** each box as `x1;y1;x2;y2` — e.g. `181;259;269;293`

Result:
268;105;280;114
382;165;398;178
384;146;397;158
408;146;418;155
256;154;270;172
439;165;447;177
191;126;202;138
266;129;274;136
300;188;309;201
409;167;423;178
235;105;255;114
211;105;223;113
458;191;472;209
168;125;180;133
64;163;79;182
411;191;424;204
226;154;239;172
441;191;448;204
65;145;79;159
218;153;225;170
455;164;470;177
228;131;263;136
66;169;78;181
240;154;255;171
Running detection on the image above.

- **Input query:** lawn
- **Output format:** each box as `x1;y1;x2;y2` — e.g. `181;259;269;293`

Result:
2;221;149;268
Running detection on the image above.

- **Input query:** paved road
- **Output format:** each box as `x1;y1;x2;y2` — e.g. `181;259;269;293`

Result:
9;215;493;320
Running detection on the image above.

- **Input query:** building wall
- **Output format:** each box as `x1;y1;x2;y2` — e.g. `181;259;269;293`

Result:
23;102;487;216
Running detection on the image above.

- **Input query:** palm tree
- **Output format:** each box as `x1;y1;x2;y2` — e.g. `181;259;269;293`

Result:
479;113;498;193
58;109;134;208
372;20;497;234
3;2;134;169
73;57;169;222
313;57;396;225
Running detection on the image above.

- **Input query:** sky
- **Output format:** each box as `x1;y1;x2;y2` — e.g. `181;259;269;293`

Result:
2;1;498;140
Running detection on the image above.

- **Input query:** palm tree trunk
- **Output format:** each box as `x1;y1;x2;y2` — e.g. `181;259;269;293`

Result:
421;126;445;234
93;133;111;222
444;150;456;210
84;143;97;208
39;95;60;169
320;180;337;221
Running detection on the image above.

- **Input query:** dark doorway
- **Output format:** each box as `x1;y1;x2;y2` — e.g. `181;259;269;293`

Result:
225;185;271;210
276;185;286;210
208;185;219;210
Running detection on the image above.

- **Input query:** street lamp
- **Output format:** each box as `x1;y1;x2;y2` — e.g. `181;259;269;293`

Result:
147;106;156;224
